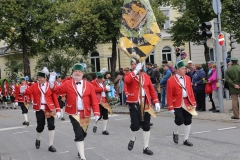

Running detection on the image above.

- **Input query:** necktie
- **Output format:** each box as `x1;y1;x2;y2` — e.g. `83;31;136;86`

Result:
42;84;44;86
180;77;183;79
76;82;81;85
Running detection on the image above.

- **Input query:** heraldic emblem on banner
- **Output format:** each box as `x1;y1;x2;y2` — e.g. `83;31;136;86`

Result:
118;0;161;62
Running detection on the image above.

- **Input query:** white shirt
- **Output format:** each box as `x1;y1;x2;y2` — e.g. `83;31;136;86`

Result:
76;80;84;110
40;82;47;109
176;74;188;98
137;75;145;103
99;83;106;97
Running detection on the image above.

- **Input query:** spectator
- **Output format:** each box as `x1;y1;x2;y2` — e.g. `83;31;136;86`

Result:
146;62;158;96
168;61;175;74
192;64;206;111
208;64;220;113
123;67;130;105
114;70;124;105
160;63;171;108
225;57;240;119
104;74;111;86
187;60;194;74
86;75;93;82
153;64;161;102
207;61;216;111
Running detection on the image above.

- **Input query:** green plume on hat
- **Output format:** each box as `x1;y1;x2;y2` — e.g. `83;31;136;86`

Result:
175;60;185;69
73;63;84;71
96;72;103;78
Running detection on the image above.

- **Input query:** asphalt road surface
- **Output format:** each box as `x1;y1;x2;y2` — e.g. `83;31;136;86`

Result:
0;107;240;160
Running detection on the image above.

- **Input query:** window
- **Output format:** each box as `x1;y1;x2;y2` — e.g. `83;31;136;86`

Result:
90;51;100;72
162;47;172;61
162;10;170;29
209;48;214;61
145;51;155;64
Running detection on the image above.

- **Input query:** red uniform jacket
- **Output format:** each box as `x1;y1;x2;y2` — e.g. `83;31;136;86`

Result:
124;71;159;108
51;79;100;117
2;83;9;96
91;79;107;104
15;85;30;102
167;75;196;111
9;84;16;96
24;82;60;112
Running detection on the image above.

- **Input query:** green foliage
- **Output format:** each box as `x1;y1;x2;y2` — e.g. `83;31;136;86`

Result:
4;56;23;77
35;49;82;78
168;0;237;62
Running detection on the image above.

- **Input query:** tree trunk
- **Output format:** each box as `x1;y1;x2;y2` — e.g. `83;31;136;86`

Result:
21;28;31;77
111;37;117;81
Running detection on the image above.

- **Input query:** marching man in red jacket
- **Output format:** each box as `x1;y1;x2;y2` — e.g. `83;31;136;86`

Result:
9;80;17;109
167;60;197;147
49;63;100;160
124;59;160;155
91;72;111;135
15;77;31;126
21;67;61;152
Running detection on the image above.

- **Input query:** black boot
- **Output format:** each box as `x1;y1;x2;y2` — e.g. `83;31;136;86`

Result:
48;145;57;152
173;132;178;144
102;130;109;135
35;139;40;149
93;126;97;133
183;139;193;146
143;147;153;155
128;140;135;150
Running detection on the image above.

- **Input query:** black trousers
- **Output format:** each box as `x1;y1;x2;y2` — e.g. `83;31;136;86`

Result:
99;104;108;120
174;107;192;126
209;94;216;109
128;103;151;132
69;115;87;141
10;96;15;103
195;92;206;111
2;96;7;102
58;96;64;109
35;110;55;133
19;102;28;114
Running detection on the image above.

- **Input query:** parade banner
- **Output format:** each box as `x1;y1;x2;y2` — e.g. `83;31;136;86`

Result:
118;0;161;62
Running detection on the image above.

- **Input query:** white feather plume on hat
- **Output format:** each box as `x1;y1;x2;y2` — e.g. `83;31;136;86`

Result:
41;67;49;75
100;68;107;74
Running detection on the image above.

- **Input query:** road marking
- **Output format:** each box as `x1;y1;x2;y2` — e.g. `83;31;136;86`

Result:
0;126;26;132
192;130;212;134
217;127;237;131
85;147;95;150
13;131;28;134
59;151;69;153
115;118;128;120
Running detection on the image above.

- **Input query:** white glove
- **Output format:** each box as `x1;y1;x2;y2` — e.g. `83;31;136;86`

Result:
105;85;110;91
133;63;142;74
155;103;161;112
20;86;26;93
169;110;175;114
56;112;61;119
15;102;18;106
94;116;100;121
49;72;57;84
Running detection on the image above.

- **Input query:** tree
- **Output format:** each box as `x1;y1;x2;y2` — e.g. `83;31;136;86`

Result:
92;0;168;80
35;49;82;78
169;0;237;62
4;56;24;78
0;0;60;77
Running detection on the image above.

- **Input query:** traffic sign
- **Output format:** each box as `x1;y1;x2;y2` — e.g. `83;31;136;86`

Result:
212;0;222;15
218;33;224;46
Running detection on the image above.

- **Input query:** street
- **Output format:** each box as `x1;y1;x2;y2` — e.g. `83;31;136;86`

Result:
0;107;240;160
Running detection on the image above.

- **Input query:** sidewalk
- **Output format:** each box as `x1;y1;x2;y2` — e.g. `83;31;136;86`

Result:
111;99;240;123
